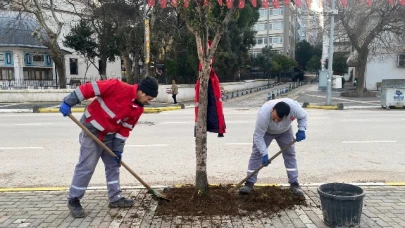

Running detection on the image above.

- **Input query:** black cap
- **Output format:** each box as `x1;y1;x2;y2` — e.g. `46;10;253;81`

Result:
139;76;159;97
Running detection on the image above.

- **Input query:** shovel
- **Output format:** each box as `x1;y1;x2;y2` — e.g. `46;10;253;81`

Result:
228;139;297;193
68;113;169;201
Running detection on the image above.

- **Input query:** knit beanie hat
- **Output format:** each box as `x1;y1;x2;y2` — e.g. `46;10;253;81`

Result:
139;76;159;97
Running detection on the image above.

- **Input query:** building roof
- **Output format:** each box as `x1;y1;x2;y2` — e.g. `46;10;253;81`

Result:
0;11;49;49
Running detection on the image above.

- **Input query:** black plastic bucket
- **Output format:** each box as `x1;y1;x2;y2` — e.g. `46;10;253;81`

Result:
318;183;365;228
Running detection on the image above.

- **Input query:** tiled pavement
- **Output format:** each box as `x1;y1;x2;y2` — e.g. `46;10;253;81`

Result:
1;186;405;227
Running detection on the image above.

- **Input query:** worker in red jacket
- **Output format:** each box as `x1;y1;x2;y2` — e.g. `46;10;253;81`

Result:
59;77;159;218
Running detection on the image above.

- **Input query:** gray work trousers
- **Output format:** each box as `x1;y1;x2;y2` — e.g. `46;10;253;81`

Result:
247;127;298;184
67;130;122;202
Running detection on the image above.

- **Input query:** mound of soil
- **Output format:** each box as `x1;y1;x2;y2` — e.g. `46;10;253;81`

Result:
156;185;306;217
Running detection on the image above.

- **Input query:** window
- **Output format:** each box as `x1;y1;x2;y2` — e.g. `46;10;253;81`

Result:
259;9;267;17
0;54;4;62
70;58;78;75
32;54;45;63
23;68;52;80
268;21;283;30
269;36;283;44
270;8;284;16
0;68;14;80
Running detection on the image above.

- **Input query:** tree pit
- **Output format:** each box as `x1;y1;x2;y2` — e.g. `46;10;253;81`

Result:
156;185;307;217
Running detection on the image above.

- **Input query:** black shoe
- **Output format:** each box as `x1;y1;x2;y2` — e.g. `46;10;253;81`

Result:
239;182;254;195
290;182;304;196
108;197;135;208
67;198;85;218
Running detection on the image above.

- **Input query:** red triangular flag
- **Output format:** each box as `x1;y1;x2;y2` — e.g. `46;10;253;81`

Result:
306;0;311;8
399;0;405;5
340;0;347;7
226;0;233;8
262;0;268;8
365;0;371;6
284;0;290;6
148;0;155;6
239;0;245;8
250;0;257;7
218;0;223;5
273;0;279;8
184;0;189;7
295;0;302;7
160;0;167;7
171;0;178;6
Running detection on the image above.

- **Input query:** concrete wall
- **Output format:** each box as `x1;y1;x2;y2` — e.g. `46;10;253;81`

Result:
366;54;405;90
0;79;275;103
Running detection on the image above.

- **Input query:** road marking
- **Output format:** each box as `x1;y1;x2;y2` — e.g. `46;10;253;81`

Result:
162;122;190;124
342;141;396;144
226;143;252;145
0;147;43;150
125;144;168;147
14;123;53;126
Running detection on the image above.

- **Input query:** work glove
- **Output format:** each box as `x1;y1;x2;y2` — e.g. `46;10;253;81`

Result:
112;151;122;165
296;130;306;142
262;154;270;166
59;102;71;117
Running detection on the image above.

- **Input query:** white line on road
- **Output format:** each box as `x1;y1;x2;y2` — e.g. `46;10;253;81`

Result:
226;143;252;145
342;141;396;144
14;123;53;126
125;144;169;147
0;147;43;150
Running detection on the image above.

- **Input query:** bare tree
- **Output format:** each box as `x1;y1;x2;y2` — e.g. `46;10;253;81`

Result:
336;1;405;94
179;1;238;193
12;0;68;88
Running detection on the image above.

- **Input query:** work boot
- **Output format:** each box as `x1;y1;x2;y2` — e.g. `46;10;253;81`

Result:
290;182;304;196
239;182;254;195
67;198;85;218
108;197;135;208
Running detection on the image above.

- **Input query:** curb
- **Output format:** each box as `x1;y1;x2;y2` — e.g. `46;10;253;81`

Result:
34;105;183;114
302;102;344;110
2;182;404;192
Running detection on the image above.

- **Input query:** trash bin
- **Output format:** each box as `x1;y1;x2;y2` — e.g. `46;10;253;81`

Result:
318;183;365;228
380;79;405;109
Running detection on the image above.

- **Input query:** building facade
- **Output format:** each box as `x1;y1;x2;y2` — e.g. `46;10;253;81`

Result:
0;10;121;89
251;4;298;58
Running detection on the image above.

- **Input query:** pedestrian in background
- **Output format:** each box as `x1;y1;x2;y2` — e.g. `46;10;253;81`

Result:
59;77;159;218
171;80;178;104
239;98;307;196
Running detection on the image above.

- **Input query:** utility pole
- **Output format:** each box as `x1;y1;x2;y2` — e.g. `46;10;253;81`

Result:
143;0;149;77
326;0;336;105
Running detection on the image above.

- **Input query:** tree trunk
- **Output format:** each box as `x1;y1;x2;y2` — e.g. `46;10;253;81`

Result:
100;56;107;80
355;49;369;94
122;53;133;84
53;54;66;89
195;59;211;193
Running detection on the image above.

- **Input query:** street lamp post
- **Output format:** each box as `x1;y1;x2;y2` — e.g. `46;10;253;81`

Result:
326;0;336;105
143;0;149;77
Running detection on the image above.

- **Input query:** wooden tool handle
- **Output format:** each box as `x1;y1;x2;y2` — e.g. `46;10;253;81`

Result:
230;139;297;192
68;113;153;192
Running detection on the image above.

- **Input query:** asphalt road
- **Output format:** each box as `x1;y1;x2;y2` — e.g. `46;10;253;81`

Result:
1;94;404;188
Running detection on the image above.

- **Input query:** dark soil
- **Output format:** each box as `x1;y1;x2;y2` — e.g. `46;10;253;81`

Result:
156;185;306;217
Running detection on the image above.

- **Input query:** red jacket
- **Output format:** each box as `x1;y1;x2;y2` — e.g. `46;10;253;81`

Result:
64;79;143;151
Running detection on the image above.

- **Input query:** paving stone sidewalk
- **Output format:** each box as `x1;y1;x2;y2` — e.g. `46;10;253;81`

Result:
1;186;404;227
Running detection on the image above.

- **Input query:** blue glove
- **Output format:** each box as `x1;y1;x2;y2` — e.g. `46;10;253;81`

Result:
113;151;122;164
59;102;71;117
296;130;306;142
262;154;270;166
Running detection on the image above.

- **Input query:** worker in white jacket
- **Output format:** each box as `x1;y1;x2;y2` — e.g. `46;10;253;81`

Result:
239;98;308;196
